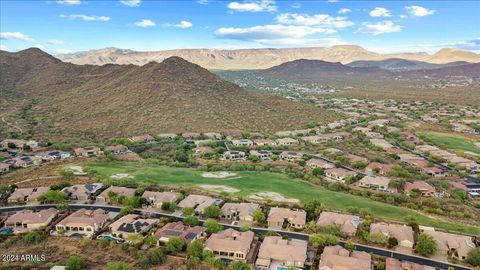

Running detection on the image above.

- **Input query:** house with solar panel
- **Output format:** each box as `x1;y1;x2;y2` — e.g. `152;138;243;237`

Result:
153;221;205;246
62;183;103;202
108;214;158;239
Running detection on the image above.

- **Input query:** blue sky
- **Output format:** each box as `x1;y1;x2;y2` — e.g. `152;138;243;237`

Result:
1;0;479;54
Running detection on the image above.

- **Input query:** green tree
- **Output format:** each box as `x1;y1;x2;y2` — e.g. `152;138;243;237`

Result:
303;200;325;221
24;231;44;244
415;233;438;257
183;215;199;227
367;233;388;245
204;219;223;234
106;262;132;270
37;190;66;204
139;248;165;269
119;206;134;217
312;167;325;177
232;260;252;270
467;248;480;266
143;235;157;247
203;205;221;218
345;240;355;252
388;237;399;248
166;236;185;254
66;256;86;270
187;240;204;259
182;207;195;216
252;210;266;224
161;202;176;212
309;234;338;248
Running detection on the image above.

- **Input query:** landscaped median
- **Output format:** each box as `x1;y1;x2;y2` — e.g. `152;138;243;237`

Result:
85;162;480;235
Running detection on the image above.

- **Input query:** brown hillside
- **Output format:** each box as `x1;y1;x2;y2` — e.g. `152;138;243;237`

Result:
0;48;336;140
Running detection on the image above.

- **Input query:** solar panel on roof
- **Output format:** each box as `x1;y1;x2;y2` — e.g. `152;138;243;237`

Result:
185;232;198;239
163;230;181;236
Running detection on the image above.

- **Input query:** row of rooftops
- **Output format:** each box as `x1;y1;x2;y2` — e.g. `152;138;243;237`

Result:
3;206;475;268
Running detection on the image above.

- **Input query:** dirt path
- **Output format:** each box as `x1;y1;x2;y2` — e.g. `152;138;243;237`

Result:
1;116;23;134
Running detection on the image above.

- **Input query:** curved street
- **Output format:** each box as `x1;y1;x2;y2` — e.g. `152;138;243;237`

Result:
0;204;472;270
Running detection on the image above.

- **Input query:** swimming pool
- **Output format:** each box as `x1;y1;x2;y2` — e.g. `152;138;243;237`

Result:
0;228;13;235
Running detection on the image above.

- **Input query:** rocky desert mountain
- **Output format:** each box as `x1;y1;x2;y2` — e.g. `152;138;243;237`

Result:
55;45;480;70
0;48;335;140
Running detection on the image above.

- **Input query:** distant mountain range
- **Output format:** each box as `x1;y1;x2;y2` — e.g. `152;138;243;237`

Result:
0;48;335;140
56;46;480;70
260;58;480;82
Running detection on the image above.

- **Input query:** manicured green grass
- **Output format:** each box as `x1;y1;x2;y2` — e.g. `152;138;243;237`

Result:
85;162;479;235
419;132;480;155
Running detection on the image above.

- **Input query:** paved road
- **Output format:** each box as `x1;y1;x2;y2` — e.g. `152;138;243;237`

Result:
0;204;472;270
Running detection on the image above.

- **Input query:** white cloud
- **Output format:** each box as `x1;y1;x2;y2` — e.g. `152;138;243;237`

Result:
369;7;391;17
164;21;193;28
399;15;408;19
57;0;81;5
275;13;354;30
47;39;64;45
357;20;402;35
60;14;111;21
338;8;351;14
216;24;345;46
0;44;7;51
227;0;277;13
0;32;33;42
134;19;156;27
120;0;141;7
196;0;210;4
327;0;340;3
290;2;301;9
405;6;435;17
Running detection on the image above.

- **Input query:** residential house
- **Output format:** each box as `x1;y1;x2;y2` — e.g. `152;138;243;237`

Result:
96;186;136;204
1;139;38;150
302;135;325;144
204;229;255;262
177;194;216;214
193;146;213;157
423;230;475;260
74;146;102;157
275;138;299;146
231;139;253;147
129;134;155;143
4;208;59;233
324;148;344;155
404;181;436;197
220;203;260;222
267;207;306;229
325;168;357;183
365;162;393;176
370;223;414;249
154;221;205;245
316;211;361;236
105;145;128;155
255;236;308;270
318;132;350;142
358;176;392;192
108;214;158;238
423;166;448;178
12;156;35;168
157;133;177;139
55;208;109;237
319;245;371;270
8;187;50;203
249;150;272;161
142;191;178;208
62;183;103;201
254;139;276;147
370;138;394;150
306;158;335;169
0;163;10;173
385;258;424;270
223;151;246;161
279;151;303;161
347;154;368;165
204;132;222;139
182;132;200;140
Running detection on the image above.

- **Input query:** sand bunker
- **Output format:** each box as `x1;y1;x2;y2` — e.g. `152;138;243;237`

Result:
198;185;239;193
248;192;299;203
201;171;237;178
67;165;87;176
111;173;133;179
